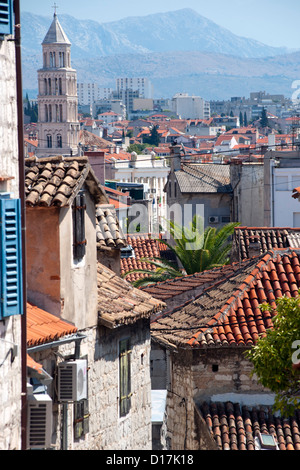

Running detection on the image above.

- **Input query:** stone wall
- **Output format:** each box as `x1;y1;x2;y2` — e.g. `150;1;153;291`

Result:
29;319;152;450
0;36;22;450
165;347;271;450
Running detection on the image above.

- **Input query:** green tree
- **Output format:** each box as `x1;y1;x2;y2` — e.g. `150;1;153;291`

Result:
143;125;160;146
127;143;148;153
246;294;300;416
123;216;239;287
244;112;248;127
239;111;243;126
260;107;269;128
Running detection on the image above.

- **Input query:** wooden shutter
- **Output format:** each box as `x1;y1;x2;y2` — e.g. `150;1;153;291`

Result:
73;191;86;260
119;338;131;417
0;196;23;319
0;0;13;35
74;399;89;439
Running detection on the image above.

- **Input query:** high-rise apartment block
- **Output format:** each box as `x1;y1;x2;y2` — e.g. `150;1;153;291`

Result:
77;83;113;106
171;93;210;120
116;77;153;99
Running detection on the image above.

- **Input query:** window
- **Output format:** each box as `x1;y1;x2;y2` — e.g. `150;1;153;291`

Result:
57;134;62;148
0;195;23;320
293;212;300;228
119;338;131;417
47;134;52;148
74;399;89;439
275;175;288;191
0;0;13;35
72;191;86;261
257;432;277;450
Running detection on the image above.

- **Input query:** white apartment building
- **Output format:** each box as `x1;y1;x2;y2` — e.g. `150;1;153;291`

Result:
172;93;210;120
116;77;153;99
264;151;300;227
110;153;169;232
77;83;113;105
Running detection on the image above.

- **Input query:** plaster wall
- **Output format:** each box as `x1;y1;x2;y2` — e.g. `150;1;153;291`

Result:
59;189;98;329
29;320;152;450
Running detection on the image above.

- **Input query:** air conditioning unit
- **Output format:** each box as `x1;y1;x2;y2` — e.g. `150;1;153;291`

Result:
209;216;219;224
27;393;53;449
58;359;87;402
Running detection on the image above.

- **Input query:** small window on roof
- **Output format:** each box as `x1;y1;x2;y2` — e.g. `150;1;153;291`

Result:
257;432;278;450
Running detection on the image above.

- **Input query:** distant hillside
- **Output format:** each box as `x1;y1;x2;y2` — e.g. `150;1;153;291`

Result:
21;9;298;100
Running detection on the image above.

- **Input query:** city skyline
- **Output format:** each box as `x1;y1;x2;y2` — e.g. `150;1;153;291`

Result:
21;0;300;50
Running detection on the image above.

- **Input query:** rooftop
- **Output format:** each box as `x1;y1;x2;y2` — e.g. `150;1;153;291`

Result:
175;163;232;194
25;155;108;207
42;13;71;45
151;248;300;349
27;302;78;348
97;262;165;328
199;401;300;450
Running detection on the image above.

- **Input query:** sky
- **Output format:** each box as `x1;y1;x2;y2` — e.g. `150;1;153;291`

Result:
21;0;300;49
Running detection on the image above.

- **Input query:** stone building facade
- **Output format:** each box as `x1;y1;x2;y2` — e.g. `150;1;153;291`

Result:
0;12;23;450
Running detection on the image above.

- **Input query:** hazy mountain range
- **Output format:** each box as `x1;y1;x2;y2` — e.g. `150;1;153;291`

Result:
21;8;300;101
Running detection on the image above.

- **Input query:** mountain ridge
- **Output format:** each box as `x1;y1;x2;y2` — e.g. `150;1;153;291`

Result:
21;9;298;100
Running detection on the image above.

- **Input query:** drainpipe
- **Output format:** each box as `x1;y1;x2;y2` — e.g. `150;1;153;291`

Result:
13;0;27;450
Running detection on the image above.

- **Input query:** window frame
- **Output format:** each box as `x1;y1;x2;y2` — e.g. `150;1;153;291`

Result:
0;0;13;36
0;196;23;320
119;338;132;417
72;190;86;262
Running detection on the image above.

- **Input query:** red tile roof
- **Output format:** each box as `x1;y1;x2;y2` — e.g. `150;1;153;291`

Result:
142;260;250;301
199;401;300;450
27;303;78;347
121;234;162;283
97;262;165;328
292;187;300;199
151;249;300;349
233;227;300;260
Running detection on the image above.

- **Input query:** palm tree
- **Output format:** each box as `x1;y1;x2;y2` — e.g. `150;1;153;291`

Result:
123;216;239;287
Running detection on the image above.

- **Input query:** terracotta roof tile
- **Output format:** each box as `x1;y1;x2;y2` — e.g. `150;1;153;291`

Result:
151;249;300;349
97;262;165;328
233;227;300;260
96;204;126;249
142;261;250;301
27;303;78;347
121;234;162;282
25;155;108;207
199;401;300;450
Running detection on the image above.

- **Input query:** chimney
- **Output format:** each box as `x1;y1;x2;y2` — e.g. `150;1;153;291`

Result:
170;144;182;172
248;236;261;258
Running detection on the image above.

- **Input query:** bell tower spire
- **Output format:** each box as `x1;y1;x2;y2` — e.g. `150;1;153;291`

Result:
36;10;79;157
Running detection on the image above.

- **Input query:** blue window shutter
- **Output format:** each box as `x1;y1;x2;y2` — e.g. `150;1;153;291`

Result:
0;0;13;36
0;197;23;319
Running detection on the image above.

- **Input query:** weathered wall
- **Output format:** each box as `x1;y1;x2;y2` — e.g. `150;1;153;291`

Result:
29;319;152;450
165;347;270;450
231;162;264;226
26;206;61;315
0;37;22;450
0;38;19;196
59;188;98;329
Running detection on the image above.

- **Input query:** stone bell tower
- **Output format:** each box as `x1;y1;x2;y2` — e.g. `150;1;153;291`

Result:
36;11;80;157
